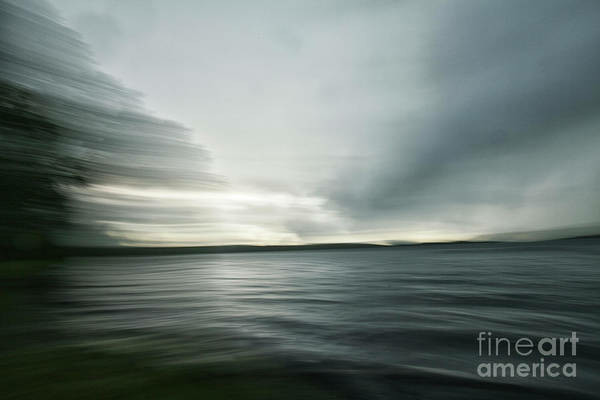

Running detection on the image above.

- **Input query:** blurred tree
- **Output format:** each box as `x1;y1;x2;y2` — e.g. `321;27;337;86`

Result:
0;0;219;252
0;81;82;258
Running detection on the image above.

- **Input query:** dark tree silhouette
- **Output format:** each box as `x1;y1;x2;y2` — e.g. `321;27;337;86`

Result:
0;81;83;258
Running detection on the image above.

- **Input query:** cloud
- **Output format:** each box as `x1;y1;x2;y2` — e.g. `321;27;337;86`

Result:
327;0;600;235
19;0;600;244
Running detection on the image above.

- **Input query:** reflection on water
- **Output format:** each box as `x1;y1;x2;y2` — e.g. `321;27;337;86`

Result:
46;240;600;398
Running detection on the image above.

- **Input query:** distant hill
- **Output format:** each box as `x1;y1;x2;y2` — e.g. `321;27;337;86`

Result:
473;224;600;242
63;242;385;257
62;233;600;257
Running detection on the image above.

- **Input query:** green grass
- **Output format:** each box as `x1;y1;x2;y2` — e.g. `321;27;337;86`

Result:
0;258;60;279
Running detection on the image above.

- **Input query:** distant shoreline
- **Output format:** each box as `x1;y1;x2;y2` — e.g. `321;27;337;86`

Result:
3;234;599;260
62;234;600;257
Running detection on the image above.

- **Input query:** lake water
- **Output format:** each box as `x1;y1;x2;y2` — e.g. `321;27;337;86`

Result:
49;239;600;399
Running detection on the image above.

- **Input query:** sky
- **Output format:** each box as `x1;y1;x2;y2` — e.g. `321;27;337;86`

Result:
25;0;600;245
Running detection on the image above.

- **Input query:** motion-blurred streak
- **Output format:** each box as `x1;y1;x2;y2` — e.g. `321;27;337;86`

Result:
0;0;220;256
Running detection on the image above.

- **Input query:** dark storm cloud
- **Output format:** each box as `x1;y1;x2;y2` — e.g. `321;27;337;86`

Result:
329;0;600;230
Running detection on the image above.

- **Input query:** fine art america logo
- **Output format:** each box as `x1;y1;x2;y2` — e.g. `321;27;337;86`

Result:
476;331;578;378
